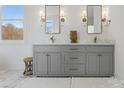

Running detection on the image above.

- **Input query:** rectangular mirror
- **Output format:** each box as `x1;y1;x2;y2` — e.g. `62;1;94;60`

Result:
87;5;102;34
45;5;60;34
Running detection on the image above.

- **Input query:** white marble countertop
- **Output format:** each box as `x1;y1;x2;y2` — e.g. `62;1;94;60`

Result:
34;42;115;46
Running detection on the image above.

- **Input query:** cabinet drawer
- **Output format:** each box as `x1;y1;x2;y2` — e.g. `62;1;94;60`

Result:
34;46;60;52
86;46;114;52
64;53;86;64
64;65;85;74
61;46;86;52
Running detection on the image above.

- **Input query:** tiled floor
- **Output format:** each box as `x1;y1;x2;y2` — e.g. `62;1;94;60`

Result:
0;70;123;88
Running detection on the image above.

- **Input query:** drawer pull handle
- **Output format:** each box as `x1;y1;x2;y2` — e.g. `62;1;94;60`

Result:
69;48;78;50
69;68;78;70
70;57;78;59
98;54;102;56
46;54;50;56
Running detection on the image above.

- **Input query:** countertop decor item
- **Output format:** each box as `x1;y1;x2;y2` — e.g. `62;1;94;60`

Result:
70;30;78;43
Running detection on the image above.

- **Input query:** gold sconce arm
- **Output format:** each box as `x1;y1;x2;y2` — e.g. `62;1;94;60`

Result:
82;17;87;22
102;17;111;25
60;17;65;22
102;7;111;25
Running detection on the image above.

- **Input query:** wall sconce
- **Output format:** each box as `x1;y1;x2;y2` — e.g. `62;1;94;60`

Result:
40;10;45;22
102;7;111;25
81;10;87;23
60;10;65;22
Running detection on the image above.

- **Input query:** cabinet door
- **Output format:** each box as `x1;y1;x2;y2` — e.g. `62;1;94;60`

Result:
35;52;47;75
87;53;99;75
48;52;61;74
100;53;113;75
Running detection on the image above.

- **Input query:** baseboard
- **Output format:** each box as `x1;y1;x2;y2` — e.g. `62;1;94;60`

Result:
0;69;24;71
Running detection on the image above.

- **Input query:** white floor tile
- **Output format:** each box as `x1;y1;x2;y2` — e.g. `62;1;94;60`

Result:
0;70;123;88
16;77;70;88
71;77;123;88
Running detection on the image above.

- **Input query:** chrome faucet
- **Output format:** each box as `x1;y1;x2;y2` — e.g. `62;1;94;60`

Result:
50;36;55;43
94;36;97;43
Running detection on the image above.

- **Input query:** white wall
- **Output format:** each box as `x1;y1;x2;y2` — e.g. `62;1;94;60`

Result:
0;5;112;70
110;6;124;81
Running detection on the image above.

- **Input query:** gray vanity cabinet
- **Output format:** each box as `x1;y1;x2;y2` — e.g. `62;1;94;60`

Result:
86;53;99;75
34;52;48;75
34;52;61;75
33;45;61;76
47;52;61;74
63;52;86;75
87;53;113;76
33;45;114;76
86;46;114;76
99;53;113;75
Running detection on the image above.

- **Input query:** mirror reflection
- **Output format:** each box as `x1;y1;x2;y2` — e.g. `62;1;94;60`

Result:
45;5;60;34
87;6;102;34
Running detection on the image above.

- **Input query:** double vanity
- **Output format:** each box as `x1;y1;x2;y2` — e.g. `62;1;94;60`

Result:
33;43;114;77
33;5;114;77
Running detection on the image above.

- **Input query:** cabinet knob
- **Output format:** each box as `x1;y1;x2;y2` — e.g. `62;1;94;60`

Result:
69;48;78;50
